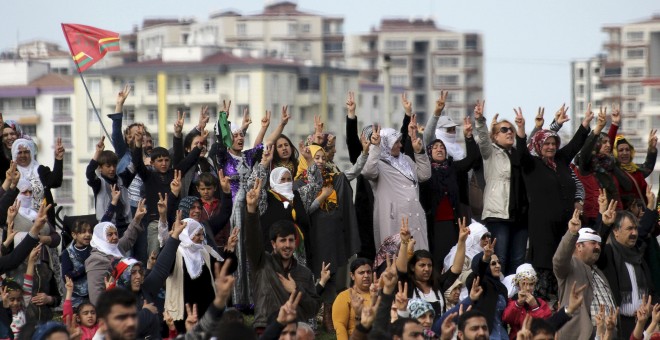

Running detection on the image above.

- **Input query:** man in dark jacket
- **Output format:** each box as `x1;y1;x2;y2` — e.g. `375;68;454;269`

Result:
245;178;321;330
598;208;658;338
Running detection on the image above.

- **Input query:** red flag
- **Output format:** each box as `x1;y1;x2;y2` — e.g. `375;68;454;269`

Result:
61;23;120;73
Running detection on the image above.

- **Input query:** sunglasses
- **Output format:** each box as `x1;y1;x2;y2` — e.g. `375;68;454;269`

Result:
490;260;501;266
499;126;513;134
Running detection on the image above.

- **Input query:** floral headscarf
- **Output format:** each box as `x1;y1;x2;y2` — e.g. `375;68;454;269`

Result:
528;129;560;171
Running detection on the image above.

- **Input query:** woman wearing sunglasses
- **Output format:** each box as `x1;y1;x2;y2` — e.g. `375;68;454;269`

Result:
473;101;528;276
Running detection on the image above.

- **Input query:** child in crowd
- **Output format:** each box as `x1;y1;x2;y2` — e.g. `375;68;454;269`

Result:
60;220;93;307
133;128;205;258
0;244;41;338
63;276;98;340
87;136;133;236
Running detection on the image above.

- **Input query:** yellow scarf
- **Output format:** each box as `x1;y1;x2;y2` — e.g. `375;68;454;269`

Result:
613;135;639;173
306;146;338;211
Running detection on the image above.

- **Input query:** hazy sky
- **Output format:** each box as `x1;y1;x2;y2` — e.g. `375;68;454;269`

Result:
2;0;658;127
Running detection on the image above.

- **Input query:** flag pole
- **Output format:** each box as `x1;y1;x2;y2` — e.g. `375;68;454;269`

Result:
76;70;112;142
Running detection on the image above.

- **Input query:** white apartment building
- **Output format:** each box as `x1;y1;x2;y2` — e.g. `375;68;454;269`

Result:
0;60;76;216
571;15;660;186
138;1;345;67
75;45;358;215
347;18;484;126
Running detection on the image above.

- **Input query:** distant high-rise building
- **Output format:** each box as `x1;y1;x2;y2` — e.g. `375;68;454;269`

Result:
571;14;660;186
346;18;484;125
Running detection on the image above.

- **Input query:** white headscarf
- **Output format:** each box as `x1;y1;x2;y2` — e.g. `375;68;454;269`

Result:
269;167;294;206
443;220;489;272
16;179;37;221
379;128;414;182
11;139;40;180
435;129;466;160
230;122;243;135
90;222;123;258
179;219;222;279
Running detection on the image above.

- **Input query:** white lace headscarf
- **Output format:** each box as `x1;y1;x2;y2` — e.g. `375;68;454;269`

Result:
179;219;223;279
379;128;414;182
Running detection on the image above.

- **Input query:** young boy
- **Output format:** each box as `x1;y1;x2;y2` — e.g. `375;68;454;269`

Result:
196;172;233;247
132;129;205;258
86;136;134;235
60;220;93;308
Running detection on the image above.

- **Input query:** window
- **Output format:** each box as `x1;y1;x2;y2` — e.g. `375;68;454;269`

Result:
301;24;310;33
327;77;334;93
88;109;99;123
436;57;459;68
147;107;158;125
170;76;191;94
627;67;644;77
57;179;73;200
288;23;298;35
577;84;585;96
88;79;101;93
372;95;379;109
22;98;35;110
236;75;249;93
651;89;660;104
53;98;70;116
123;107;135;125
323;22;331;34
392;75;408;86
147;78;157;95
323;42;343;53
54;125;72;145
236;23;246;36
436;40;458;50
384;40;407;51
22;125;36;138
302;43;310;52
626;49;644;59
577;68;584;79
203;77;216;94
391;58;407;67
328;105;335;121
627;84;643;96
465;38;478;50
434;75;459;86
62;151;73;173
604;67;621;77
626;31;643;41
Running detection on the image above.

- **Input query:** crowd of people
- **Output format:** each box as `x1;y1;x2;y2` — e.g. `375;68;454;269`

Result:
0;84;658;340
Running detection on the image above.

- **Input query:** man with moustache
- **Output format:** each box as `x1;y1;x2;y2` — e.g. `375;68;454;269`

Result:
456;310;489;340
553;209;615;340
597;209;657;338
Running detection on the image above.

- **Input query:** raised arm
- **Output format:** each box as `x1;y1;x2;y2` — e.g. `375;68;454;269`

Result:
423;91;448;146
450;218;469;274
473;100;492;160
361;125;381;180
109;84;131;155
608;104;620;148
345;91;363;164
411;127;431;182
245;179;266;268
553;209;581;279
265;106;290;146
343;135;369;181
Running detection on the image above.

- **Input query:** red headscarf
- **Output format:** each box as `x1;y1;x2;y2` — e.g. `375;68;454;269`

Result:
528;129;560;171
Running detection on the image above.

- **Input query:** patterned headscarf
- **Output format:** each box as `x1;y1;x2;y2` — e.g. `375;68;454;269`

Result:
407;298;435;319
528;129;560;171
512;263;538;288
178;196;201;219
613;135;639;173
379;128;414;182
374;233;401;270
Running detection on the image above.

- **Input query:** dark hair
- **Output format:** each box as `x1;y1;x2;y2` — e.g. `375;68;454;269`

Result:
613;210;638;231
350;257;372;273
97;150;119;166
4;280;22;293
408;250;440;290
96;288;137;320
183;132;199;152
458;309;487;332
72;220;92;235
75;302;96;317
150;147;170;162
272;134;299;177
196;172;217;187
269;220;297;241
219;307;244;324
391;317;419;337
143;131;152;139
530;318;556;336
